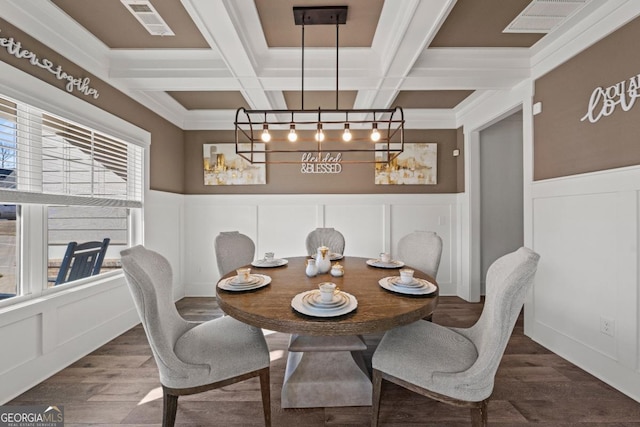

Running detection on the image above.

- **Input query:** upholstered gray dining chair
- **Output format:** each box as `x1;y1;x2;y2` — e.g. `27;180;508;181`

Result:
214;231;255;276
372;247;540;427
397;231;443;279
305;227;345;256
121;245;271;427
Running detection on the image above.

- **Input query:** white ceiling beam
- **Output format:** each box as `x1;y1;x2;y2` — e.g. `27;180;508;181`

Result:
413;47;530;70
130;91;191;127
182;0;277;110
531;0;640;79
0;0;111;79
365;0;457;110
182;109;240;130
402;109;457;129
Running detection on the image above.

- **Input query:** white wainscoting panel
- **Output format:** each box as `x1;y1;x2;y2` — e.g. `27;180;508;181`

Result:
183;198;257;295
390;202;455;289
0;314;41;375
56;284;134;346
257;204;318;257
324;204;385;258
145;190;185;300
184;194;459;296
529;166;640;401
533;192;619;359
0;276;139;404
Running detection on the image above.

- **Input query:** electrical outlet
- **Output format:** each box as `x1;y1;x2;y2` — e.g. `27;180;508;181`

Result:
600;316;615;337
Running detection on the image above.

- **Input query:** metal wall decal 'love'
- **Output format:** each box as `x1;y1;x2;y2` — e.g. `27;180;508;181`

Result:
580;72;640;124
300;152;342;174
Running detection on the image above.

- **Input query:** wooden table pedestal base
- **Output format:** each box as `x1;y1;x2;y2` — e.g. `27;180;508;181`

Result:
281;334;372;408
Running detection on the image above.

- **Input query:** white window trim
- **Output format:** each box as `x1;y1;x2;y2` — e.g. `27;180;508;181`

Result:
0;60;149;303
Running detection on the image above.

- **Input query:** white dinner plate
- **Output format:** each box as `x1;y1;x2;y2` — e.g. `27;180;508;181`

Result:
388;276;423;288
311;252;344;261
302;290;350;310
230;275;262;286
378;277;437;296
292;290;357;317
251;258;288;268
366;259;405;269
218;274;271;291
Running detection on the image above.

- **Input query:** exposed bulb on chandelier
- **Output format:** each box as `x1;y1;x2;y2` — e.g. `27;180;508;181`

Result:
288;127;298;142
261;124;271;142
315;124;325;142
370;123;380;142
342;124;352;142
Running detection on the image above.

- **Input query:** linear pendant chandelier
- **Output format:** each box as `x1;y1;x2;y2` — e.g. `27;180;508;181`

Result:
234;5;404;165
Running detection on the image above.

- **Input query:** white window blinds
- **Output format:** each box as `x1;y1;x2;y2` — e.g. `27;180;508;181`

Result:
0;94;143;208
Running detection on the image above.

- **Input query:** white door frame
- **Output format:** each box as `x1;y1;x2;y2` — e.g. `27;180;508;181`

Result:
456;82;533;302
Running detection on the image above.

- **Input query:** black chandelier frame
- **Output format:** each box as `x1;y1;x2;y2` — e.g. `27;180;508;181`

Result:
234;5;405;165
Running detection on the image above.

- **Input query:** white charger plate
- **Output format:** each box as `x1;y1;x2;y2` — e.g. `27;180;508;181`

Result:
378;277;437;295
292;290;357;317
218;274;272;291
366;259;405;269
251;258;288;268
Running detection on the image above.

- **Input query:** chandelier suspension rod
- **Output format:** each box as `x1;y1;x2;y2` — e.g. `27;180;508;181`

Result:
301;20;305;110
336;20;339;110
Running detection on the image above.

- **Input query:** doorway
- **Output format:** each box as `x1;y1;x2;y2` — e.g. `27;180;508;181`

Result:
479;110;524;293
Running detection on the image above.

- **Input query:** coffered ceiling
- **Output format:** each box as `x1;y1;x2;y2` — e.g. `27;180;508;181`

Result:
1;0;610;130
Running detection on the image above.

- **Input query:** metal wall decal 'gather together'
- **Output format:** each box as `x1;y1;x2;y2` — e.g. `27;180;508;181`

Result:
234;6;404;165
0;28;100;99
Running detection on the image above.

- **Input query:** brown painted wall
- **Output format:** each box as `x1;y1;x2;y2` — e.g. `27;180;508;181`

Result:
533;16;640;180
184;128;461;194
0;19;184;193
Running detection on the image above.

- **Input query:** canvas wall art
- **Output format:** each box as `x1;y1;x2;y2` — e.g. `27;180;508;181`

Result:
203;143;266;185
374;143;437;185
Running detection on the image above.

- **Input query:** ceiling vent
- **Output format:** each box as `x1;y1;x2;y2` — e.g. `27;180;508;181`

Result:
504;0;589;33
120;0;175;36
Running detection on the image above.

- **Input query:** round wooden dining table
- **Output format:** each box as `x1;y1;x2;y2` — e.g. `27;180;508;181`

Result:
216;256;439;408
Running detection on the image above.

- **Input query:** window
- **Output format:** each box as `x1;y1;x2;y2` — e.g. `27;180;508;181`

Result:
0;93;144;302
0;204;18;300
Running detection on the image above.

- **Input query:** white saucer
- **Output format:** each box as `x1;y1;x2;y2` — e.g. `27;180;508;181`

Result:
311;252;344;261
218;274;271;291
251;258;288;268
378;277;437;295
292;290;357;317
366;259;405;269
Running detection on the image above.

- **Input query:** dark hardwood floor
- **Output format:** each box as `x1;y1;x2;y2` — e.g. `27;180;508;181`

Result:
8;296;640;426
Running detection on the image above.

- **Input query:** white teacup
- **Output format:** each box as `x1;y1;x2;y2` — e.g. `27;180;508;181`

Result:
264;252;275;262
318;282;338;303
236;267;251;283
399;268;414;284
380;252;391;263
